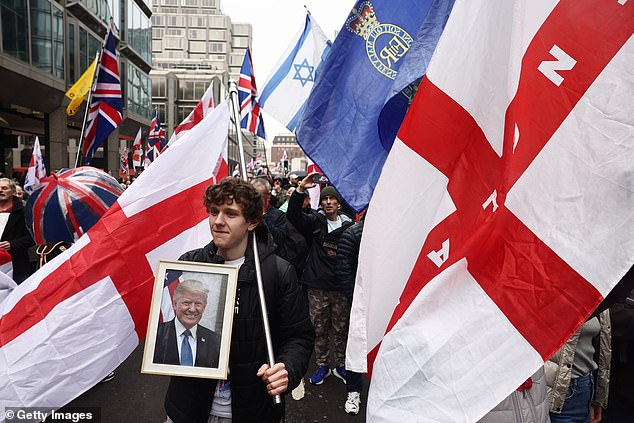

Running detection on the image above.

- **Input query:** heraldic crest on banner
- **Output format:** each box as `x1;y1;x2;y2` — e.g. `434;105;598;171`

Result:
346;0;413;80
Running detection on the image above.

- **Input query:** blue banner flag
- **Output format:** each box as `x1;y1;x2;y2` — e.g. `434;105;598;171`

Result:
296;0;454;212
260;11;332;132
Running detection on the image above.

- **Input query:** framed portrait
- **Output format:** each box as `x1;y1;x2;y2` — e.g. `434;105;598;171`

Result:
141;260;239;379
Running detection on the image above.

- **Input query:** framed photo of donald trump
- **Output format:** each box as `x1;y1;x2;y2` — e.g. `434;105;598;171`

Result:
141;260;238;379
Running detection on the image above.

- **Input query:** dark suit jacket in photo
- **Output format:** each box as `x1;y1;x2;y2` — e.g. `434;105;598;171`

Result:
153;319;221;368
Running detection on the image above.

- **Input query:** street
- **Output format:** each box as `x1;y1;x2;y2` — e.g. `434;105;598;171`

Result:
62;344;369;422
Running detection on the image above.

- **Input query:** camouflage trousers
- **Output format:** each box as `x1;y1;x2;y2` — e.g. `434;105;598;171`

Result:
307;288;351;367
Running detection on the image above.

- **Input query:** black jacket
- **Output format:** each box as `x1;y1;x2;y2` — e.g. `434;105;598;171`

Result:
154;319;221;368
1;198;35;283
263;204;287;260
335;220;364;299
164;225;314;423
286;190;353;291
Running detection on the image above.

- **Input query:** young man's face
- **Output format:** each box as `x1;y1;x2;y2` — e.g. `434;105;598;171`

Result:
173;291;206;329
208;200;258;256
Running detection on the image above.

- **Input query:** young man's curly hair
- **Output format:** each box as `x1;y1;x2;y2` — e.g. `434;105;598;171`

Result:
203;177;263;224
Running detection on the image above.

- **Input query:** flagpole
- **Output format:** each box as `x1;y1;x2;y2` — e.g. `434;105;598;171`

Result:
228;80;282;405
74;50;101;168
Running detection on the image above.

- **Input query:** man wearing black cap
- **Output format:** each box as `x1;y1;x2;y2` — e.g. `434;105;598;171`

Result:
287;173;354;386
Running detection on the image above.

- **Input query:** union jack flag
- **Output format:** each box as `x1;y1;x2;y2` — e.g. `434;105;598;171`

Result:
148;109;167;153
238;49;266;139
82;24;123;164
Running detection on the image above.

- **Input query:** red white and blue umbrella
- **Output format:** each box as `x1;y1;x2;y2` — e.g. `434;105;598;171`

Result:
26;167;124;244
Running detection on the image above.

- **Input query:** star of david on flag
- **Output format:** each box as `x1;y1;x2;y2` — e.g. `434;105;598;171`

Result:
347;0;633;421
292;59;315;87
260;11;332;132
238;49;266;139
82;23;123;165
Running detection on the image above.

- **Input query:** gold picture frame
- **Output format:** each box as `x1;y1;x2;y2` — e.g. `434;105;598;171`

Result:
141;259;238;379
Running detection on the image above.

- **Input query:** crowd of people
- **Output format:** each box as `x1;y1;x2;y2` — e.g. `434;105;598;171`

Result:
1;169;632;422
157;172;633;423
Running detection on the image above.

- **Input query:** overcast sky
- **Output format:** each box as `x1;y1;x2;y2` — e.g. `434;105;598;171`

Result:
221;0;356;137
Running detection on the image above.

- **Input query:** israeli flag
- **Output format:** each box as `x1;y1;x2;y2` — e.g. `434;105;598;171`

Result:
260;12;332;132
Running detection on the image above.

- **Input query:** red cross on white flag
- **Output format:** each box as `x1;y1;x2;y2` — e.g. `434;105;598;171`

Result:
0;103;230;409
347;0;633;421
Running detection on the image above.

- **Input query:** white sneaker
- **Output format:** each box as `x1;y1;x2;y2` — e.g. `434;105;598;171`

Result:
345;391;361;415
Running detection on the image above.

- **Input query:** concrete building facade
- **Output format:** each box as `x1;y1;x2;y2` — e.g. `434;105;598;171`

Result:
0;0;153;177
150;0;257;168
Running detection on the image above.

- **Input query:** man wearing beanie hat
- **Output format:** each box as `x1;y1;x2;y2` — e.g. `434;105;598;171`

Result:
287;173;354;386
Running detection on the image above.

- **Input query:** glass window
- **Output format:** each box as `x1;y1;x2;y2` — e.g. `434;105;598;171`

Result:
126;62;151;118
52;4;63;79
79;27;88;72
156;103;166;124
189;29;205;40
1;0;29;62
208;29;225;41
126;2;151;63
178;81;193;100
152;78;166;97
189;40;206;53
30;0;53;74
68;23;75;83
232;36;249;48
208;42;226;53
177;106;194;123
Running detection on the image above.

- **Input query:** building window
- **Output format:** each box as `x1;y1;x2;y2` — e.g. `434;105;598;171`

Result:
79;26;100;76
208;29;225;41
189;40;206;54
126;62;151;119
208;42;225;53
189;29;205;40
29;0;64;78
151;15;164;26
177;105;194;123
182;0;197;5
1;0;29;62
152;78;166;97
68;23;75;83
127;1;151;63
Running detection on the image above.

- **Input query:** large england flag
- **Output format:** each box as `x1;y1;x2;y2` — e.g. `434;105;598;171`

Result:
347;1;633;422
0;102;229;412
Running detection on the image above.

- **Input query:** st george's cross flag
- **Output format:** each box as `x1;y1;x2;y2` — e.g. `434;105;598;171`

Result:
238;49;266;139
169;81;215;145
346;1;633;421
82;23;123;165
0;103;230;410
259;11;331;132
24;137;47;194
132;128;143;169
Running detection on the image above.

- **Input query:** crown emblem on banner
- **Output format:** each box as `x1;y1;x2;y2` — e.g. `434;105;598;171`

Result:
346;1;380;40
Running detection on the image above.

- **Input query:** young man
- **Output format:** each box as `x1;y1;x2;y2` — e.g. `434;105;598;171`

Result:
286;174;353;386
164;177;314;423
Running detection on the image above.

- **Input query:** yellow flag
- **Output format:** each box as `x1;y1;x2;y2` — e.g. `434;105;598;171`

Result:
65;57;98;116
